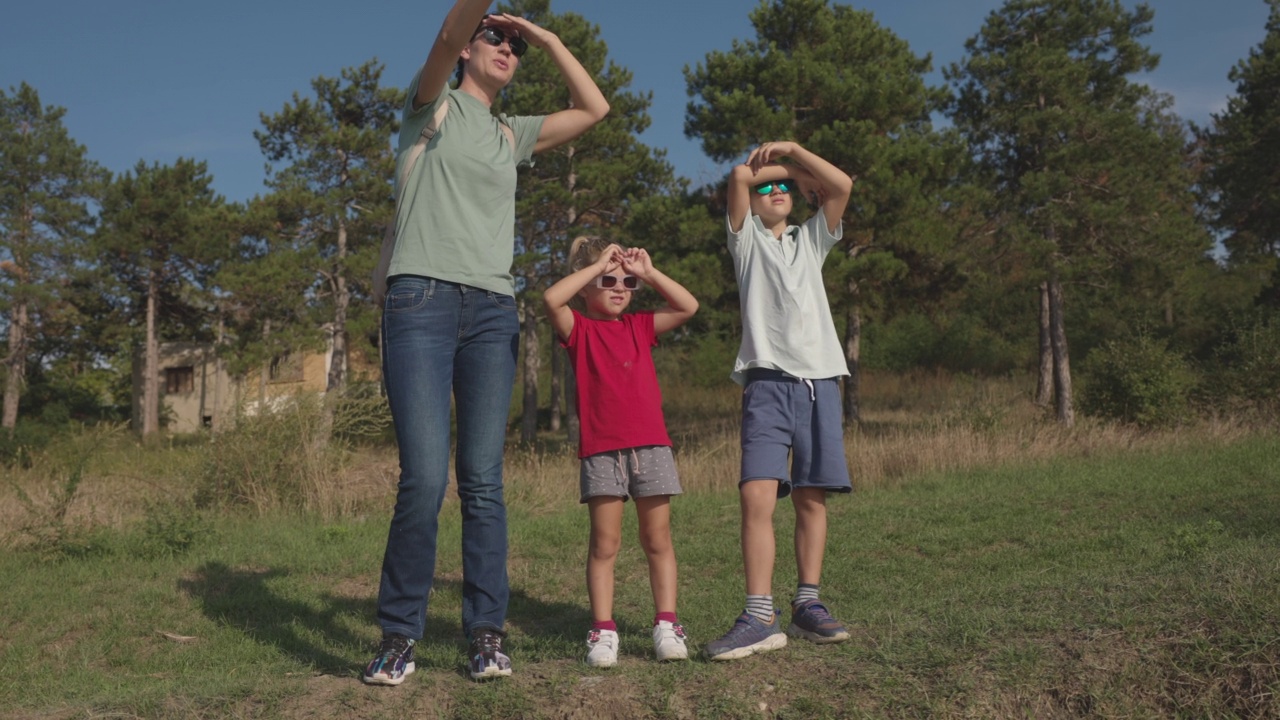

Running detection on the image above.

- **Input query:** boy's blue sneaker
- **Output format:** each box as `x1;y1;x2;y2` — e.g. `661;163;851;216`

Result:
704;610;787;661
362;634;416;685
787;600;850;644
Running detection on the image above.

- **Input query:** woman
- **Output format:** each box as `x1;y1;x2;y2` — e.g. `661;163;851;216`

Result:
365;0;609;685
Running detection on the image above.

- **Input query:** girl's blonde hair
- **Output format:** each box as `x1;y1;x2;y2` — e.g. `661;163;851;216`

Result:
568;235;613;273
565;236;614;311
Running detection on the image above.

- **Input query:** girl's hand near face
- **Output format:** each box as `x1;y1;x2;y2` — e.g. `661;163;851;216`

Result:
593;243;625;275
621;248;655;282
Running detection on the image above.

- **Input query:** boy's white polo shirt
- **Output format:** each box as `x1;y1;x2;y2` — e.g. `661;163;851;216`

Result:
727;210;849;385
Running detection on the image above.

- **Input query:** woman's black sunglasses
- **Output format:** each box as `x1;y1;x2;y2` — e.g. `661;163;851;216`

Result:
476;27;529;58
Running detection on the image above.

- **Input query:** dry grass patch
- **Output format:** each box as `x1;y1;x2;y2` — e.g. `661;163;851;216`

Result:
1;371;1267;549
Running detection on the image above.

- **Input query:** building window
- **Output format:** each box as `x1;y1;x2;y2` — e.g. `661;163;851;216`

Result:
269;353;304;383
165;366;195;394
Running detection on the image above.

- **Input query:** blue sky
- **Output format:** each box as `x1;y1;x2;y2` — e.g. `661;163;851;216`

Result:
1;1;1269;204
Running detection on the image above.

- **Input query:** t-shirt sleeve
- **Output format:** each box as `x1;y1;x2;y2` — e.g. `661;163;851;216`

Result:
499;113;546;166
805;212;844;253
562;308;583;350
399;69;449;150
632;311;658;348
726;212;750;259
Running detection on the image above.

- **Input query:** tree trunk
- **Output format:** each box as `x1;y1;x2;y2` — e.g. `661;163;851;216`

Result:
2;299;27;436
1035;281;1054;407
259;318;270;410
842;299;862;426
565;359;580;447
562;145;580;445
1047;270;1074;427
327;220;349;392
143;272;160;438
520;297;540;443
213;315;225;434
549;334;562;432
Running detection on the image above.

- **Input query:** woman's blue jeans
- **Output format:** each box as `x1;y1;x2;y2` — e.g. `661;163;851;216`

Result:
377;276;518;640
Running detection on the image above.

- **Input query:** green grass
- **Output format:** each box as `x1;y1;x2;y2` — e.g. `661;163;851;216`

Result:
3;435;1279;718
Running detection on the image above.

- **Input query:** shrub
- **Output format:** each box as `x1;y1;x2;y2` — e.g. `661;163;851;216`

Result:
1080;334;1197;427
194;392;352;516
133;499;212;559
1204;315;1280;419
674;335;739;388
6;423;124;557
863;313;937;372
330;381;393;445
863;313;1023;375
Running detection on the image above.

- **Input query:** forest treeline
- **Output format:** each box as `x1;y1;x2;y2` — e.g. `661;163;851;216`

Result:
2;0;1279;457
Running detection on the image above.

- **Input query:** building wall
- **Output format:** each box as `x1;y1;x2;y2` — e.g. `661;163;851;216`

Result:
131;342;232;434
133;337;379;434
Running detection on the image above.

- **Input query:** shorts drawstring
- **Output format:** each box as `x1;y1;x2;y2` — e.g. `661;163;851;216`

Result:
802;378;815;402
614;451;626;492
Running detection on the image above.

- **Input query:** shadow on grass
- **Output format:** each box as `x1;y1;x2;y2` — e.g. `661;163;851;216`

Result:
179;561;593;677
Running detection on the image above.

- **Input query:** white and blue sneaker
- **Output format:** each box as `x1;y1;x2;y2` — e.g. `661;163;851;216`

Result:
704;610;787;661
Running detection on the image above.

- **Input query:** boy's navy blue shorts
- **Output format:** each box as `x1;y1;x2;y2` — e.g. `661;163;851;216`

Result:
740;369;853;498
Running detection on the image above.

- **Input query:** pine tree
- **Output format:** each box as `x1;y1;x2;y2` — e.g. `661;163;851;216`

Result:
255;60;404;394
946;0;1209;425
0;83;102;436
1198;0;1280;308
95;159;233;438
210;197;319;424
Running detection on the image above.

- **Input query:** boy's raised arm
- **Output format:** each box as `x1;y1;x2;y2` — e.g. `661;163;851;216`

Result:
747;141;854;234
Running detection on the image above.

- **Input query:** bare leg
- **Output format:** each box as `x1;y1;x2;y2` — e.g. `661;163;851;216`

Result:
586;497;624;623
740;479;780;596
635;495;676;615
792;487;828;586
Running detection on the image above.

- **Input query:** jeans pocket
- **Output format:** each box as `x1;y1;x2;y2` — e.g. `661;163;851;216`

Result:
488;292;517;312
386;280;430;313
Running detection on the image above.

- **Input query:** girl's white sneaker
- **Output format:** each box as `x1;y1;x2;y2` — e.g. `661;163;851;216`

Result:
652;621;689;661
585;628;619;668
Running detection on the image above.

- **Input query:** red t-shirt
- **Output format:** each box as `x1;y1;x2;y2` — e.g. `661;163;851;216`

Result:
564;310;672;458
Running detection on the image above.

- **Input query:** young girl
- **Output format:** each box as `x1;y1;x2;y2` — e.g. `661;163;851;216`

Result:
543;237;699;667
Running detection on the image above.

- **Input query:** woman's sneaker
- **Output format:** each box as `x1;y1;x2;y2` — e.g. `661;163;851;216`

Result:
652;621;689;661
362;634;416;685
703;610;787;661
468;628;513;680
787;600;850;643
585;628;619;668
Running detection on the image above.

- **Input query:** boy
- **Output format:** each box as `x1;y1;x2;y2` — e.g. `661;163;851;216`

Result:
704;141;856;661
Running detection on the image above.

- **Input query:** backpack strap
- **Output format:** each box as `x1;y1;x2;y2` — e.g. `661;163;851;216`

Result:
373;99;450;305
394;99;451;205
499;122;515;154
